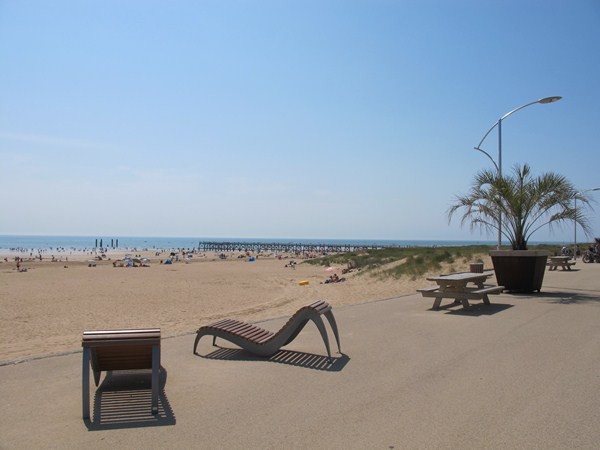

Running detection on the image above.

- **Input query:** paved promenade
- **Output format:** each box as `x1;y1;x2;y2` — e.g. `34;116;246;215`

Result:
2;263;599;449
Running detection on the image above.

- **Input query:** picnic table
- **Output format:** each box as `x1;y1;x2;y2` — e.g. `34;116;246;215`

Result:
547;256;575;271
417;272;503;310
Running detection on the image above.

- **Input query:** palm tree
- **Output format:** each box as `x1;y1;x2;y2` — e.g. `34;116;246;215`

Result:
448;164;592;250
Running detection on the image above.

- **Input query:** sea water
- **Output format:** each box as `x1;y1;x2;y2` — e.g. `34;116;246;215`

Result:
0;234;502;254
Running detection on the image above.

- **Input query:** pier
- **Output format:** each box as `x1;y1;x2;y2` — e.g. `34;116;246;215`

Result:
196;241;394;253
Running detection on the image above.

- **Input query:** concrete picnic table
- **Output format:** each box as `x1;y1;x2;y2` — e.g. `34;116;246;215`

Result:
418;272;503;310
547;256;575;271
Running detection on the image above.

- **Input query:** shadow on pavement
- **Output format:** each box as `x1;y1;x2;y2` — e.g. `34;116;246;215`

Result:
198;346;350;372
85;368;175;431
441;303;514;316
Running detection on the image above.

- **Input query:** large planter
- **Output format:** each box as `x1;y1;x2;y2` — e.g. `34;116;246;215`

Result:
489;250;550;293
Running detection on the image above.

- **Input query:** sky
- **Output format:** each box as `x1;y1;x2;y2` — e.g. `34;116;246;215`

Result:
1;0;600;243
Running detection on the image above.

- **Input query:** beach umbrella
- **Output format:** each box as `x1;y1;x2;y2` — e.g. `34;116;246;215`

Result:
119;258;132;267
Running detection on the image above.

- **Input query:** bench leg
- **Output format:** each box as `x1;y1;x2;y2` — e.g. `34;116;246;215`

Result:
82;348;91;420
324;310;341;354
315;315;334;363
459;298;471;309
482;294;491;305
432;296;443;310
151;344;160;415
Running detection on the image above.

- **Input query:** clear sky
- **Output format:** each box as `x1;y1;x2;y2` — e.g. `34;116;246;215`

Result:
1;0;599;243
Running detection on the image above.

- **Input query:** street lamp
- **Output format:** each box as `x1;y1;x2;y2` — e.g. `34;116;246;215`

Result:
474;96;562;249
574;187;600;259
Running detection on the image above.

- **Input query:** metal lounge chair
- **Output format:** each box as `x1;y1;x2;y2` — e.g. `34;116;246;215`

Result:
82;328;161;419
193;300;341;363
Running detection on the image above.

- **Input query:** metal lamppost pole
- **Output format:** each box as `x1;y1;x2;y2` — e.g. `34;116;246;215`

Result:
574;187;600;259
474;96;562;250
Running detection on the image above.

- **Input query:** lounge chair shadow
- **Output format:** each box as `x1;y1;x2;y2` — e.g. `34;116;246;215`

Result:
85;367;175;430
438;302;514;316
197;346;350;372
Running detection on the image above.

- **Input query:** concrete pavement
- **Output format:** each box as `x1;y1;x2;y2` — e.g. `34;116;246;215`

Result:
1;263;599;449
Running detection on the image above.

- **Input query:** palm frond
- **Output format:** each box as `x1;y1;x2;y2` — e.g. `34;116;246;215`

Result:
448;163;592;250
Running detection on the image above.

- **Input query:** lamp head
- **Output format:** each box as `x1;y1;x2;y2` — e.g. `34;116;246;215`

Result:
538;96;562;104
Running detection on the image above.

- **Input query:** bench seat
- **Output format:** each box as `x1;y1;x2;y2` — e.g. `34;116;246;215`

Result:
417;285;504;310
472;286;504;295
82;328;161;420
416;286;439;293
418;286;503;300
547;261;575;271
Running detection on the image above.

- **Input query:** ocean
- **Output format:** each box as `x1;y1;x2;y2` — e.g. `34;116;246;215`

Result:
0;234;502;253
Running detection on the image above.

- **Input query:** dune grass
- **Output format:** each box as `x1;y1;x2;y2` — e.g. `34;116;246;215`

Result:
304;244;562;280
304;246;486;280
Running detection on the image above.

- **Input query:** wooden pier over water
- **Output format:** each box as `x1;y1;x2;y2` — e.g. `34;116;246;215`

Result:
197;241;395;253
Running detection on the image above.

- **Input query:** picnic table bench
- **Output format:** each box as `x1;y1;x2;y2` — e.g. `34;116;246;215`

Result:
547;256;575;271
417;272;504;310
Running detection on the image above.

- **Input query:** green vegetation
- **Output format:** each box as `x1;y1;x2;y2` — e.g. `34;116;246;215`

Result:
304;245;491;280
448;164;591;250
304;243;570;280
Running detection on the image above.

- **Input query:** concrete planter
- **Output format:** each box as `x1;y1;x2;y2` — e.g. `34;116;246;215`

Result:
489;250;550;293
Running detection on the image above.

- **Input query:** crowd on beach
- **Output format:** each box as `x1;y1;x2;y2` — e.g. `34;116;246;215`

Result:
3;246;101;257
2;244;335;273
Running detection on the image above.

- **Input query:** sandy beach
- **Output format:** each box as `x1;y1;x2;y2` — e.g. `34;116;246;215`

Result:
1;249;491;363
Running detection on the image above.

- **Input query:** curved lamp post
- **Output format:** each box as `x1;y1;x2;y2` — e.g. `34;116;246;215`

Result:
574;187;600;259
474;96;562;249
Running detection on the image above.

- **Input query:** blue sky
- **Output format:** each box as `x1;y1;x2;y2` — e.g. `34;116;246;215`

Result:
1;0;599;243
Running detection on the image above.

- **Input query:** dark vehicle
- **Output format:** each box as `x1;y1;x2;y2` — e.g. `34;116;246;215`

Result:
582;249;600;263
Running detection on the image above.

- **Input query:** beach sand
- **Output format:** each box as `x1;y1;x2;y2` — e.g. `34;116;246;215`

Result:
0;250;493;363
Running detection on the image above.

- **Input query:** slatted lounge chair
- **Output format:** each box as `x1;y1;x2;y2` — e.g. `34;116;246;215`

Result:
194;300;341;363
82;328;161;420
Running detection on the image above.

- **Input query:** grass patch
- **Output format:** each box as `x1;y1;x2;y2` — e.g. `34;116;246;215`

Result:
303;245;492;280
